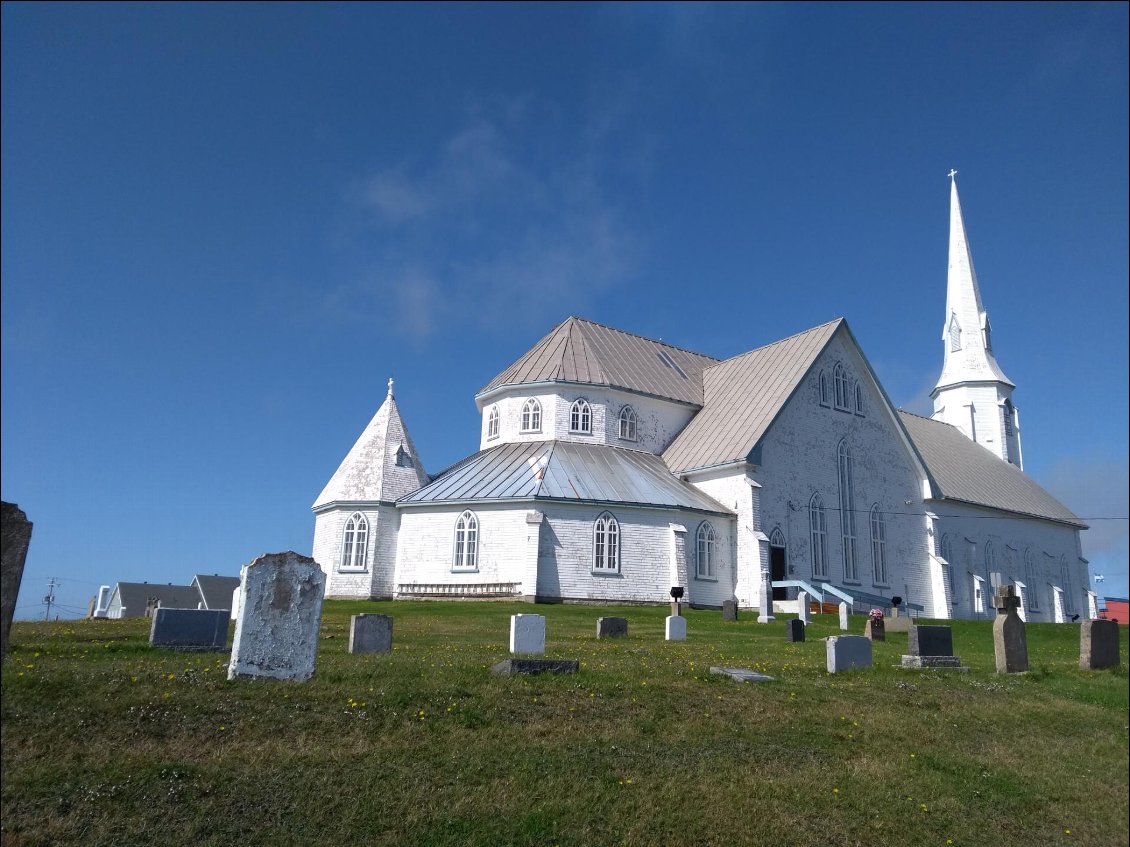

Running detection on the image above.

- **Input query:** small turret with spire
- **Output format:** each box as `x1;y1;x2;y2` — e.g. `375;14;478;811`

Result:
930;172;1023;468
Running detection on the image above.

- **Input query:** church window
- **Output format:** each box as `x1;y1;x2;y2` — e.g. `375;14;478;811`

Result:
940;533;955;602
833;364;850;411
1060;557;1074;614
339;513;369;571
973;576;985;614
948;314;962;352
452;511;479;571
395;445;415;467
1003;399;1015;437
854;383;864;416
486;407;499;440
618;405;638;441
696;522;716;579
809;494;828;579
985;542;997;575
593;512;620;572
570;399;592;434
819;371;832;407
1024;550;1039;610
982;316;993;351
837;441;858;581
521;399;542;433
869;505;887;585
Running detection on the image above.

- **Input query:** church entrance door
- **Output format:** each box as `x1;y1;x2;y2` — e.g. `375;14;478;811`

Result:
770;546;786;600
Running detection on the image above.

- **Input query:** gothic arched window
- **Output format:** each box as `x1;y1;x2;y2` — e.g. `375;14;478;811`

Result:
948;313;962;352
869;504;887;585
486;406;500;440
593;512;619;572
837;440;857;581
521;399;542;433
570;399;592;434
452;511;479;571
696;522;716;579
1024;549;1039;610
339;513;369;571
618;405;637;441
833;364;850;410
854;383;864;416
819;371;832;407
809;494;828;579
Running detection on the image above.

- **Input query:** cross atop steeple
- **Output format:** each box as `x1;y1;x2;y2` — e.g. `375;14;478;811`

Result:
948;168;958;181
387;377;395;398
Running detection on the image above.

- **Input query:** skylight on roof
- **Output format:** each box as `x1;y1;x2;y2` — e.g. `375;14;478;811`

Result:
656;349;688;379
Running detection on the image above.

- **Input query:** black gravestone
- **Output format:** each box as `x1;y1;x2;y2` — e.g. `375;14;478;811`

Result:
908;624;953;657
786;619;805;642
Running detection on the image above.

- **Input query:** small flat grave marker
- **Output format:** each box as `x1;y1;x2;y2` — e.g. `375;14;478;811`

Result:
710;666;776;683
491;658;578;676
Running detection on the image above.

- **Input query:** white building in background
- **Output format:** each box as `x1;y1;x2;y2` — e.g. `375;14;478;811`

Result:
311;177;1090;621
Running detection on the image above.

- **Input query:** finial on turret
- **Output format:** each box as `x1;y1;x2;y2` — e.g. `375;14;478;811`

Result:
387;377;394;398
948;168;958;182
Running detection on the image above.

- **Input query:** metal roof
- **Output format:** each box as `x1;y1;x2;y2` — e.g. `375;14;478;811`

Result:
110;582;203;617
400;440;733;514
191;575;240;611
897;411;1086;527
478;316;719;406
663;320;842;473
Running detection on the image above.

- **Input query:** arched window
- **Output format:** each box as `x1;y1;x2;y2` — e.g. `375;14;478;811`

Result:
570;398;592;434
486;407;500;440
985;542;997;574
521;399;542;433
1060;556;1074;614
837;440;857;581
809;494;828;579
833;364;850;410
948;313;962;352
869;505;887;585
339;512;369;571
769;527;785;548
618;405;637;441
696;522;716;579
395;444;415;467
940;533;955;600
1003;399;1015;437
854;383;864;415
593;512;619;572
819;371;832;406
452;511;479;571
1024;549;1039;610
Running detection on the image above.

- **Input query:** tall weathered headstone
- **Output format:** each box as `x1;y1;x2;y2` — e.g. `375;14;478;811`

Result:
510;613;545;655
993;585;1028;673
838;602;849;631
1;502;33;658
722;599;738;622
349;614;393;654
797;591;812;624
228;552;326;682
827;635;872;673
1079;619;1120;670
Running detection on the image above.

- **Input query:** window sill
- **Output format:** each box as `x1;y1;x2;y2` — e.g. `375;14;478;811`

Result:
591;569;622;577
842;579;862;586
337;567;369;574
618;436;638;443
694;575;718;583
451;567;479;574
569;430;593;436
520;429;542;435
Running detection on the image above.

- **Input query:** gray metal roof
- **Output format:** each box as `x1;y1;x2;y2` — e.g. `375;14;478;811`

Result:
400;440;733;514
663;320;842;473
897;411;1086;527
478;317;719;406
110;583;203;617
191;575;240;611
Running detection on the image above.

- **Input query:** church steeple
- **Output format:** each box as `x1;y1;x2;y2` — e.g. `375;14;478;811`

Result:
930;173;1023;468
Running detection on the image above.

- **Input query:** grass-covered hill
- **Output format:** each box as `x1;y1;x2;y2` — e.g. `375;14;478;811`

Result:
2;601;1127;847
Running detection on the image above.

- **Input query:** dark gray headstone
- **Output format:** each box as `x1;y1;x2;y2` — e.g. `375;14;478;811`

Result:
722;599;738;622
596;617;628;639
1;502;33;658
908;625;953;657
864;619;886;641
993;585;1028;673
150;608;229;650
491;658;579;676
786;619;805;642
900;655;966;670
1080;619;1120;670
826;636;872;673
350;614;393;654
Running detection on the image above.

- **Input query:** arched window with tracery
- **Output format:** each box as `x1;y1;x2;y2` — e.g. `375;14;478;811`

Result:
696;522;716;579
570;399;592;434
833;364;850;410
837;440;857;581
869;504;887;585
339;512;369;571
809;494;828;579
452;511;479;571
819;371;831;406
486;406;500;440
521;399;542;433
618;405;637;441
593;512;619;572
1024;549;1039;610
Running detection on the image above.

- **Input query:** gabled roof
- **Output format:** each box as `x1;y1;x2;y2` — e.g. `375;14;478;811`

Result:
478;316;719;407
110;582;203;617
191;575;240;611
313;388;429;509
400;440;732;515
663;320;843;473
898;411;1085;527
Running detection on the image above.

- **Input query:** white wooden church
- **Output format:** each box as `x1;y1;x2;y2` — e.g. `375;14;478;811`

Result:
311;178;1093;623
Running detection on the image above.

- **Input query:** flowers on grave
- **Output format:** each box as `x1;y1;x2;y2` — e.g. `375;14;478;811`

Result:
869;608;885;621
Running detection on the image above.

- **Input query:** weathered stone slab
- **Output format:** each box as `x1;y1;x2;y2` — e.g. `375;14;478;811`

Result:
797;591;812;624
1080;619;1121;670
491;658;578;676
908;625;953;657
228;552;326;682
864;619;886;641
665;615;686;641
885;607;911;632
900;655;967;671
710;666;776;683
596;617;628;639
993;585;1028;673
510;613;545;655
150;608;229;650
786;619;805;642
349;614;392;654
826;635;872;673
1;502;33;658
722;599;738;622
838;602;849;630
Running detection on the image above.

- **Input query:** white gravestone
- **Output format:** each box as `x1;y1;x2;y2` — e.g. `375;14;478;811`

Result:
826;635;873;673
838;602;849;630
228;552;326;682
510;614;545;655
797;591;812;624
665;615;687;641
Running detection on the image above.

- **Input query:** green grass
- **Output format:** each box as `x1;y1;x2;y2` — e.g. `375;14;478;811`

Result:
3;602;1127;847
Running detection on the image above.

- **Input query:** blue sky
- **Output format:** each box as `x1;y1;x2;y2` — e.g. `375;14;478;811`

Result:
3;2;1127;618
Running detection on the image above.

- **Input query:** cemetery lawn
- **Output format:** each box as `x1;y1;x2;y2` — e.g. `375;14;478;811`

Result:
2;604;1128;847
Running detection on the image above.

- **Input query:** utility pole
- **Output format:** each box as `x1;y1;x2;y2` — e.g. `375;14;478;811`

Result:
43;577;58;621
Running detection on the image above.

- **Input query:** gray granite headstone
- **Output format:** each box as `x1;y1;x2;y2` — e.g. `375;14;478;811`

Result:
228;552;326;682
826;635;872;673
908;625;953;656
491;658;578;676
665;615;686;641
993;585;1028;673
1;502;33;658
838;602;849;630
510;613;545;654
710;666;776;683
785;619;805;642
797;591;812;625
722;600;738;622
596;617;628;639
349;614;393;654
150;608;229;650
1080;619;1120;670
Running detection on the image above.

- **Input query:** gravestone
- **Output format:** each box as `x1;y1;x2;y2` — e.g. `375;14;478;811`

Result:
2;502;33;658
1079;619;1120;670
596;617;628;639
885;605;911;633
864;618;886;641
838;602;849;630
491;658;578;676
797;591;812;624
349;614;393;654
993;585;1028;673
826;635;872;673
510;613;545;655
150;608;229;651
902;624;964;669
665;615;687;641
228;552;326;682
785;619;805;642
710;666;776;683
722;600;738;622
